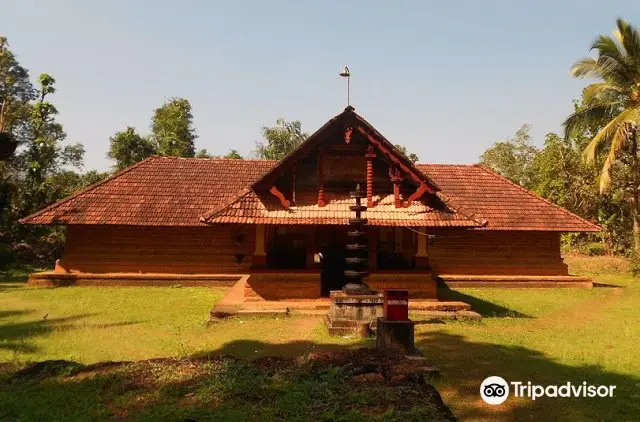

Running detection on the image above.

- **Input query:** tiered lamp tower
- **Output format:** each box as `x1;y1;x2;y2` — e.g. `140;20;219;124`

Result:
325;183;384;336
343;183;372;294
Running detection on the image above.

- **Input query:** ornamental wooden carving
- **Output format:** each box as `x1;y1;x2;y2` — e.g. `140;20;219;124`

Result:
344;127;353;144
269;186;290;208
405;183;429;207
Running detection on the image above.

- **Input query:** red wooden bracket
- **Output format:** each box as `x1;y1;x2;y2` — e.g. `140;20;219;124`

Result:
405;183;429;207
269;186;290;208
356;125;436;194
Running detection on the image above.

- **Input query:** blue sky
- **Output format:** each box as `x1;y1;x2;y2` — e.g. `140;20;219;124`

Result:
1;1;639;171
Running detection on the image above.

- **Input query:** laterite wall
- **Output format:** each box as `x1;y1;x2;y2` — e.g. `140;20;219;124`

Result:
429;230;568;276
57;225;255;274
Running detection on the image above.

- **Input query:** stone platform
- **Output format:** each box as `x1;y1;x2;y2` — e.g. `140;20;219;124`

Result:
324;291;384;336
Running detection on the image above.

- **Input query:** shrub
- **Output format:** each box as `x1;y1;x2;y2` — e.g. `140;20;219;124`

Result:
581;242;606;256
629;254;640;277
0;243;17;269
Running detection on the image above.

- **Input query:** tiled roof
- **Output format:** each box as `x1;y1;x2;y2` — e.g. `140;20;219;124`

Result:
20;156;276;226
417;164;600;232
202;190;483;227
20;157;600;232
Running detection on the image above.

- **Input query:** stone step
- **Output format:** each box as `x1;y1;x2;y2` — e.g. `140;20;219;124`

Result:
412;310;482;321
235;309;290;317
408;301;471;311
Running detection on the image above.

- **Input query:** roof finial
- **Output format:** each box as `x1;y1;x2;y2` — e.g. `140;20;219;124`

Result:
339;66;351;108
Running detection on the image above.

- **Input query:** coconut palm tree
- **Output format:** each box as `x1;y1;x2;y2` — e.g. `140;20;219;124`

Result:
564;18;640;249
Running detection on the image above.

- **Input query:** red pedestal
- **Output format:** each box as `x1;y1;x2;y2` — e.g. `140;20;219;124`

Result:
383;289;409;321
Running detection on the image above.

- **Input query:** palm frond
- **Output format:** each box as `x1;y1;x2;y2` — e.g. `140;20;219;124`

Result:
582;106;638;166
591;34;625;61
570;57;599;78
616;18;640;68
582;83;624;104
563;101;620;140
587;125;626;193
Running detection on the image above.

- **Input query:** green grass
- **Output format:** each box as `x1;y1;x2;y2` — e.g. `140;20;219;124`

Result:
1;256;639;421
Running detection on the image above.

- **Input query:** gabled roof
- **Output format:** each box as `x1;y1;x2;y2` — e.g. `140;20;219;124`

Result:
20;156;600;232
252;106;440;193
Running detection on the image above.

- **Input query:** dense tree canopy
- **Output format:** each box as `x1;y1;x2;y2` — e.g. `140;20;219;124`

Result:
256;118;307;160
480;125;539;190
152;98;197;158
108;127;156;171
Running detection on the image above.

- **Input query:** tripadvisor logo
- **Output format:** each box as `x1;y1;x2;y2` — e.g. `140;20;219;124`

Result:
480;376;616;405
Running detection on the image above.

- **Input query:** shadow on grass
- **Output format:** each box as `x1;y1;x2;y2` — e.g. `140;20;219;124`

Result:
0;334;637;421
0;311;141;353
415;331;639;421
0;342;456;421
437;287;532;318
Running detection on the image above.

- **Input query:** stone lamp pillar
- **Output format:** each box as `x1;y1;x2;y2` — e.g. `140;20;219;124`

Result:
325;184;384;336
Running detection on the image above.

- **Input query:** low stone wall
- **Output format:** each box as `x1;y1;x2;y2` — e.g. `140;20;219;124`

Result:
245;271;437;300
245;272;321;300
28;271;241;287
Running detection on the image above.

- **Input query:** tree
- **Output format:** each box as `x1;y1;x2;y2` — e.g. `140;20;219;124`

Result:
224;149;243;159
195;148;212;158
564;18;640;250
394;144;419;163
17;74;84;216
480;124;540;189
108;127;156;170
256;118;307;160
0;36;35;159
152;97;197;157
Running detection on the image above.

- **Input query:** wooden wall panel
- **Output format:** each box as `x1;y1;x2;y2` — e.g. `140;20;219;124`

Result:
58;225;255;274
429;231;568;276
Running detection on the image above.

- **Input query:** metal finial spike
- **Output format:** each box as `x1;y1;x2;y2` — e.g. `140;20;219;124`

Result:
339;66;351;106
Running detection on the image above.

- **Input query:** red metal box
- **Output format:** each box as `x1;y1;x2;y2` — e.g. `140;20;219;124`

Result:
383;289;409;321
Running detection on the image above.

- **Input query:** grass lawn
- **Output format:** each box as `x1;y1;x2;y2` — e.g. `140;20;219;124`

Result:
1;256;639;421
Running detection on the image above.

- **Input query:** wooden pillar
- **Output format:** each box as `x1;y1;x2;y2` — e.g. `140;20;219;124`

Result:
365;145;376;208
252;224;267;268
318;148;326;207
415;227;430;270
292;166;297;204
390;166;403;208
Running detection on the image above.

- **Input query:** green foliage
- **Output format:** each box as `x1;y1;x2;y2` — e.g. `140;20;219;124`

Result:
152;97;197;158
0;36;35;140
224;149;243;159
394;144;419;163
15;74;84;217
629;254;640;277
256;118;307;160
108;127;156;170
195;148;212;158
480;124;539;189
565;19;640;252
580;242;607;256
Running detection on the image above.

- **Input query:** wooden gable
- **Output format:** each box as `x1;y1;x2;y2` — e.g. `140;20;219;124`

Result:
252;107;439;209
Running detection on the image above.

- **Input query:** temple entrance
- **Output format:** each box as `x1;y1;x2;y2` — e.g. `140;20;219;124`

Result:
319;229;347;296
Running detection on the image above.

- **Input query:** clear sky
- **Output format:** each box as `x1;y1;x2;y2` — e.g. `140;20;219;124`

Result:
1;1;639;171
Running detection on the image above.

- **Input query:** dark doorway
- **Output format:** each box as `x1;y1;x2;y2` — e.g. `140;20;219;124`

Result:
268;227;307;269
320;230;347;296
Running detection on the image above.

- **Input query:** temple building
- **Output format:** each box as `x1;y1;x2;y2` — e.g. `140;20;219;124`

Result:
21;107;599;298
